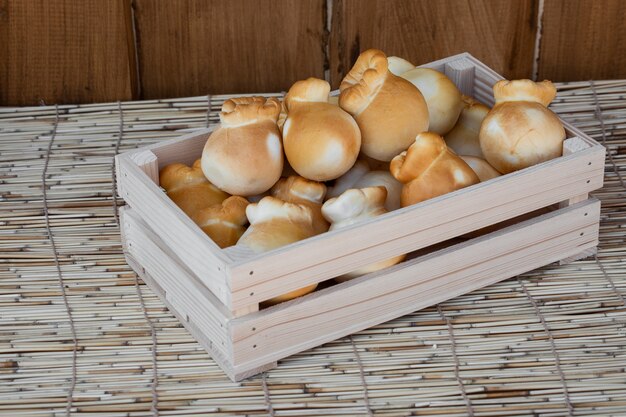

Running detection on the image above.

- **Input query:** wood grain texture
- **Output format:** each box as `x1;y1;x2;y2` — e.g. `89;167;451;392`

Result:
0;0;136;106
133;0;326;99
329;0;539;87
538;0;626;81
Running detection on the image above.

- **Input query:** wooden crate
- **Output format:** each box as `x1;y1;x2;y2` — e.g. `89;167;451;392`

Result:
115;53;606;381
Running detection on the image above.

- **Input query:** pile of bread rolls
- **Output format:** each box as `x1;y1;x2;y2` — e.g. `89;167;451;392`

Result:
159;49;565;304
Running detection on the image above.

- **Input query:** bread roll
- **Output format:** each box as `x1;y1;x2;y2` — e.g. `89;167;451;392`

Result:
271;176;329;233
322;187;404;281
283;78;361;181
201;97;283;195
326;160;371;200
387;56;415;75
191;196;249;248
390;132;479;207
160;161;248;248
327;161;402;211
479;80;565;174
354;171;403;211
444;95;490;158
339;49;429;161
237;196;319;304
328;95;339;106
401;68;463;135
159;159;229;216
460;155;501;182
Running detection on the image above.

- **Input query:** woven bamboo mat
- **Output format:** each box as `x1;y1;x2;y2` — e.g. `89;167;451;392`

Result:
1;81;625;417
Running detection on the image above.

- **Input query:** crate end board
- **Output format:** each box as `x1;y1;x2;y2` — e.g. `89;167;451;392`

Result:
123;249;278;380
122;199;600;381
116;149;233;307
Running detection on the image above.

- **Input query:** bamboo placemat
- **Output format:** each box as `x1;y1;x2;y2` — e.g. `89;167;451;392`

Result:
1;82;625;416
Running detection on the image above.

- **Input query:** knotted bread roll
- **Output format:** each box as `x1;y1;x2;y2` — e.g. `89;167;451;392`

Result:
460;156;502;182
339;49;429;162
160;161;249;248
282;78;361;181
327;161;402;211
322;187;404;281
237;196;319;304
201;97;283;195
444;95;490;158
390;132;479;207
271;176;329;233
191;196;249;248
159;159;229;216
479;80;565;174
401;68;463;135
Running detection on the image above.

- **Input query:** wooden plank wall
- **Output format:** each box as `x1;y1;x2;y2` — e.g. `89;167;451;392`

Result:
329;0;539;87
1;0;625;106
133;0;326;99
0;0;137;106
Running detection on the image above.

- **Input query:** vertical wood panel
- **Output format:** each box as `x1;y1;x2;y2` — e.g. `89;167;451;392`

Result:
538;0;626;81
134;0;326;98
0;0;136;106
329;0;539;88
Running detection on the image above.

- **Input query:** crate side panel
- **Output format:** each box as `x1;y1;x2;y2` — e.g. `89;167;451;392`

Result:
231;199;600;369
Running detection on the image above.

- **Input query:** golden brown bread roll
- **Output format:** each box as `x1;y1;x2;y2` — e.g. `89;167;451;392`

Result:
390;132;480;207
283;78;361;181
339;49;429;162
159;159;229;216
401;68;463;135
191;196;249;248
479;80;565;174
327;161;402;211
271;176;329;233
322;187;404;281
201;96;283;196
237;196;319;304
460;156;502;182
444;95;490;158
387;56;415;75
